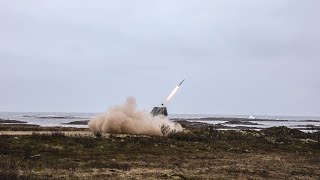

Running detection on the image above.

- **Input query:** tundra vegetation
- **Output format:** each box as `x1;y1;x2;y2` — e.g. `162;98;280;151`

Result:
0;123;320;179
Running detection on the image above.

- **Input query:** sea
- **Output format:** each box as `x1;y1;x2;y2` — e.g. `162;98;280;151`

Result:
0;112;320;130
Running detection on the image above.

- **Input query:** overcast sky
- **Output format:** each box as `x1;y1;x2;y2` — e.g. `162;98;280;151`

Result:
0;0;319;116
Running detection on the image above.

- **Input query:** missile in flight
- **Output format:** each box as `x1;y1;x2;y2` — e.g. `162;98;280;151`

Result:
178;79;185;86
165;79;186;103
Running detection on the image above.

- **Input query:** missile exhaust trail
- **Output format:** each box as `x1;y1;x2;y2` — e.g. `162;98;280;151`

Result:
165;79;185;103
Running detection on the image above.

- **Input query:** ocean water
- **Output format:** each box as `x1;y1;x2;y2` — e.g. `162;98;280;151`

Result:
0;112;319;130
0;112;94;128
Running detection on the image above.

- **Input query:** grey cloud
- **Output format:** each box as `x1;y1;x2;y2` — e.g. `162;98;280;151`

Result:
0;0;319;116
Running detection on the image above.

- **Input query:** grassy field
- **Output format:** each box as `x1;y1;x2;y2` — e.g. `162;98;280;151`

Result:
0;125;320;179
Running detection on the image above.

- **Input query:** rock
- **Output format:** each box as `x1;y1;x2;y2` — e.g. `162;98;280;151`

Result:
0;119;27;124
62;120;89;125
224;120;261;125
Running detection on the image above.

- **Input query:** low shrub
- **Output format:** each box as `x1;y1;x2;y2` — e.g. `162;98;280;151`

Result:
50;131;66;138
31;131;66;140
85;161;131;171
0;140;10;155
168;131;208;142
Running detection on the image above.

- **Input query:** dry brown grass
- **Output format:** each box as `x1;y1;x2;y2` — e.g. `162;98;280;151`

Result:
0;126;319;179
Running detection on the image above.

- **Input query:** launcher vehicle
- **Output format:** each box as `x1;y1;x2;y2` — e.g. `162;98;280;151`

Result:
151;105;168;117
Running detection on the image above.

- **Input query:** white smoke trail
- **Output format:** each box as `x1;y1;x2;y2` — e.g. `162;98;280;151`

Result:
88;97;183;136
166;86;180;103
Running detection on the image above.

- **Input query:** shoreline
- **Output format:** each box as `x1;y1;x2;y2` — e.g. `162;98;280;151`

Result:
1;118;319;133
1;116;319;132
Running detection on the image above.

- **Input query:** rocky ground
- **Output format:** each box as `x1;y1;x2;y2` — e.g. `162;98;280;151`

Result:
0;119;27;124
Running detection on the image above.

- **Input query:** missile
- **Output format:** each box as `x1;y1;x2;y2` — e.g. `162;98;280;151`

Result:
178;79;185;86
165;79;186;103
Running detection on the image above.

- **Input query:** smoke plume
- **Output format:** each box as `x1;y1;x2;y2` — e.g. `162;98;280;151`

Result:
166;86;180;102
88;97;183;136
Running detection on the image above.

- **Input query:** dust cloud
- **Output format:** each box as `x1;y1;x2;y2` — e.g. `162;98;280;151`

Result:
88;97;183;136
